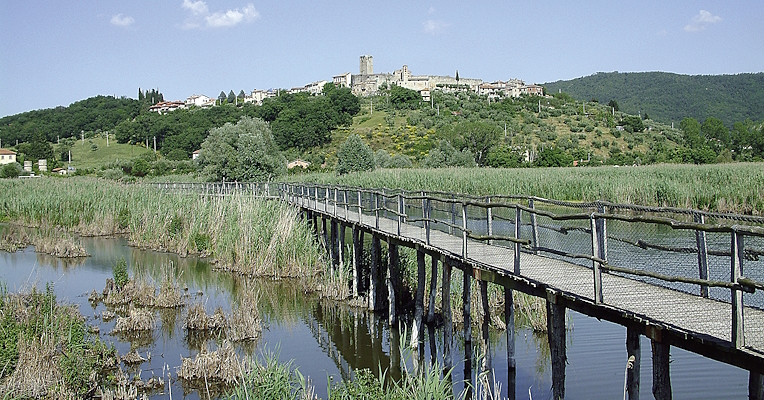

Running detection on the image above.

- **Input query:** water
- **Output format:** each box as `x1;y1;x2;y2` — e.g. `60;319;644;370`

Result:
0;234;750;399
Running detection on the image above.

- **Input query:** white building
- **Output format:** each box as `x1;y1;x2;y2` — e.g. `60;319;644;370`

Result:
244;89;278;105
333;72;352;88
0;149;16;165
185;94;215;108
304;80;329;95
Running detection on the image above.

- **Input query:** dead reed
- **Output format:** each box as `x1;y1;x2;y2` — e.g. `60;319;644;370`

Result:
227;290;262;342
178;341;246;386
185;303;228;331
112;307;155;334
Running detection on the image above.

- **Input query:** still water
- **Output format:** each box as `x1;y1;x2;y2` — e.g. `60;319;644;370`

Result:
0;234;749;399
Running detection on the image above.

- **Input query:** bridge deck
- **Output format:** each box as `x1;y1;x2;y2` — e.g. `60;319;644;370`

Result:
305;199;764;362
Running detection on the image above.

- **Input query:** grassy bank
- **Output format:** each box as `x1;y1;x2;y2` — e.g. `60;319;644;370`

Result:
0;177;324;283
0;284;116;398
282;163;764;214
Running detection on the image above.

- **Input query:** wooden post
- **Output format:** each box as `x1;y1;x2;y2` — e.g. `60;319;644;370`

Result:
352;227;361;298
321;217;328;253
397;193;403;236
426;198;432;245
443;258;453;370
546;293;566;400
651;340;672;400
369;235;381;311
694;214;709;297
506;287;516;400
388;242;400;326
462;203;468;259
330;220;339;273
596;202;608;263
732;231;745;348
411;247;426;349
450;197;457;235
486;196;493;245
529;199;540;255
339;224;346;270
480;280;491;373
426;255;439;324
750;372;764;400
514;206;521;274
626;327;641;400
462;267;473;398
358;191;363;223
375;192;380;230
591;214;604;304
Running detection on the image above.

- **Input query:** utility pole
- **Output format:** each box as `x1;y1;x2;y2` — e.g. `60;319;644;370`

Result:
153;136;156;153
81;130;84;145
538;99;541;113
370;98;373;115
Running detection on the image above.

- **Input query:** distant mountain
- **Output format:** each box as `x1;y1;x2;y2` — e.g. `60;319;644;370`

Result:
543;72;764;127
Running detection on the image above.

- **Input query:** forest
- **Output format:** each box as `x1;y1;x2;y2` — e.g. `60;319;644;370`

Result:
543;71;764;127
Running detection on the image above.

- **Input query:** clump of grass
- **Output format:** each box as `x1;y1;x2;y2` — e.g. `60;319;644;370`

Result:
224;348;313;400
185;303;227;331
0;284;116;397
0;225;31;252
112;307;155;334
30;229;89;258
227;290;262;342
178;340;245;386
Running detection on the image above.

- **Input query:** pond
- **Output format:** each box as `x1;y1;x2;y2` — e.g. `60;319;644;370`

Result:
0;233;750;399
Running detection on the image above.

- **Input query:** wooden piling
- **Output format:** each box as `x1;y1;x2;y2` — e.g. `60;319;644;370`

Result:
443;259;453;370
339;223;346;270
626;327;641;400
750;372;764;400
463;268;473;397
352;227;361;298
546;293;566;400
330;220;339;272
651;340;672;400
480;280;491;373
427;255;439;324
411;247;426;349
506;287;516;400
387;242;400;326
369;235;382;311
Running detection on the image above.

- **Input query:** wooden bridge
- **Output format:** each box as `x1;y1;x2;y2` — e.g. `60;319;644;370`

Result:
155;182;764;399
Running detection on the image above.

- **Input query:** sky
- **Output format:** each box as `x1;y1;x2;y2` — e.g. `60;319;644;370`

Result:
1;1;762;117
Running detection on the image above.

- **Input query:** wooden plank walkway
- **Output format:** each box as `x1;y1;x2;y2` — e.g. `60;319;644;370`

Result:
303;197;764;367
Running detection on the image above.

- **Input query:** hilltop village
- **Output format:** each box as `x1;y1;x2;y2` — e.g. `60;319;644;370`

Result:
150;55;543;113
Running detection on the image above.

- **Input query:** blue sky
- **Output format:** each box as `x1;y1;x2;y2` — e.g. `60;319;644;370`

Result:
1;1;762;117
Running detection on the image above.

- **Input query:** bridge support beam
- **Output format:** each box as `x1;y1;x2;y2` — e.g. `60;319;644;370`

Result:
751;372;764;400
411;248;426;349
480;280;491;374
626;327;641;400
351;227;362;298
443;259;453;371
369;235;382;311
387;242;400;326
463;269;473;398
339;224;346;270
506;287;516;400
546;293;566;400
330;220;339;273
651;340;672;400
427;256;439;324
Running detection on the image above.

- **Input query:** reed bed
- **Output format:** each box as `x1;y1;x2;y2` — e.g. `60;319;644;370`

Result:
283;163;764;214
185;303;228;331
0;285;116;398
178;340;246;385
0;177;325;284
227;289;262;342
112;307;155;334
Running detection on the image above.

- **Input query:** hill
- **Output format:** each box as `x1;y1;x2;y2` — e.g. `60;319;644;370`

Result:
542;72;764;127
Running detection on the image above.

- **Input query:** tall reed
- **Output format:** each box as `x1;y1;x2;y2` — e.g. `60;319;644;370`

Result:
282;163;764;214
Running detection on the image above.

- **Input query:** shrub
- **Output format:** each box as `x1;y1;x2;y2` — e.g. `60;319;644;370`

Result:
113;258;129;290
336;134;375;175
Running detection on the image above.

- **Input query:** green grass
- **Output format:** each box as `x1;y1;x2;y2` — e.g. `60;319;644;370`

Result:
282;163;764;214
69;136;152;170
0;177;324;281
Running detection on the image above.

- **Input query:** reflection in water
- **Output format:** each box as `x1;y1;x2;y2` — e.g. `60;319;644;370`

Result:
0;229;751;399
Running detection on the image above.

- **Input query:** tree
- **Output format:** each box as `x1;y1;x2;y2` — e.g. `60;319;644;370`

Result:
486;145;524;168
535;147;573;167
701;116;730;149
218;91;227;104
607;99;619;112
227;90;236;104
458;121;501;166
1;163;21;179
455;70;460;82
680;117;703;149
389;85;420;109
238;90;246;99
197;116;286;181
422;140;476;168
336;134;374;175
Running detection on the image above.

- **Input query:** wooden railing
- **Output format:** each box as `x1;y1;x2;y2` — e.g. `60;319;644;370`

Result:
149;181;764;350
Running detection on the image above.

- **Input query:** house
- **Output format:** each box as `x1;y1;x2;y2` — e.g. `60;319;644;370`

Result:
51;167;67;175
333;72;352;88
0;149;16;165
519;84;544;96
192;150;201;160
287;159;311;170
244;89;278;105
149;101;186;114
186;94;215;108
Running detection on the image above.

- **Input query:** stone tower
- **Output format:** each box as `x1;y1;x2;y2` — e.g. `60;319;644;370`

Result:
359;55;373;75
